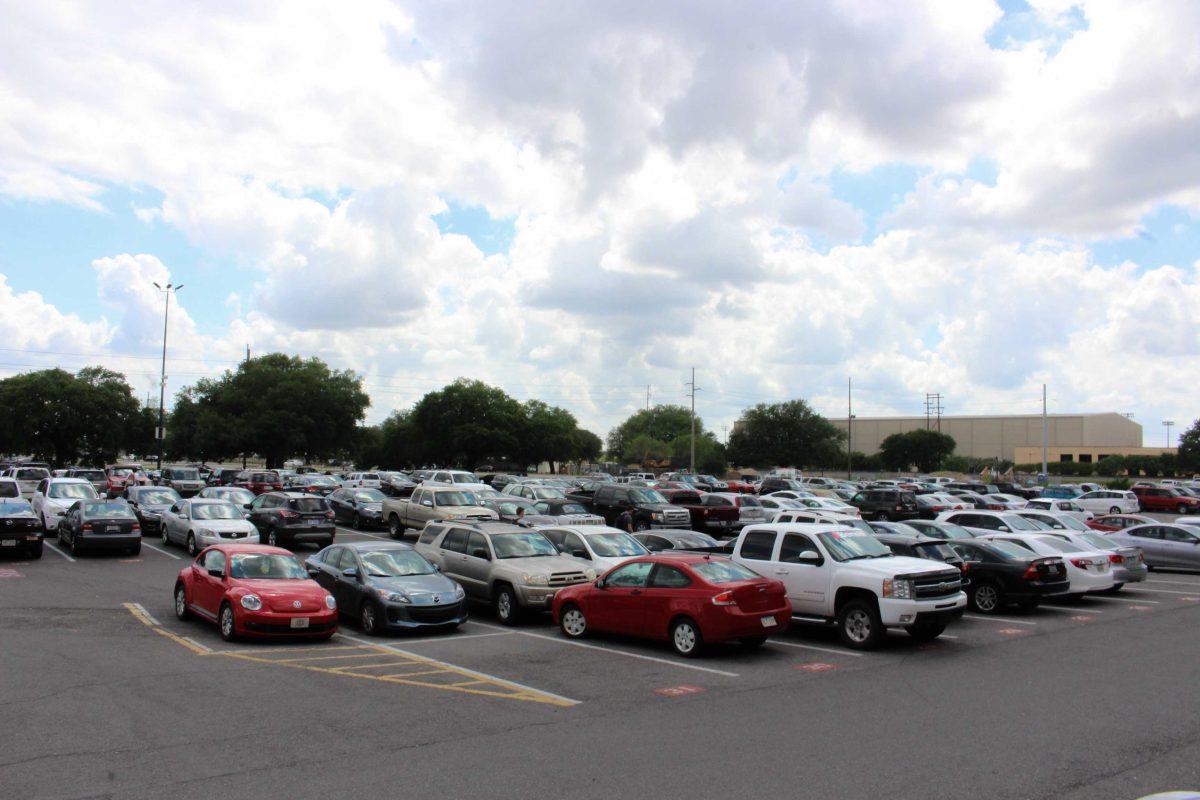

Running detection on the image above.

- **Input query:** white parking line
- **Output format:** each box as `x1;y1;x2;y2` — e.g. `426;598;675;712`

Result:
1146;578;1200;587
337;633;581;706
1087;594;1160;604
1040;605;1102;614
1125;586;1200;596
140;541;181;560
962;613;1038;626
769;639;864;657
391;630;516;645
471;621;740;677
335;527;391;541
43;541;75;562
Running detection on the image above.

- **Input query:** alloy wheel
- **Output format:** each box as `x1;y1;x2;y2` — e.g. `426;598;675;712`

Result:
497;591;512;621
361;603;377;634
843;609;872;643
220;607;234;638
161;527;169;546
561;608;587;637
174;586;187;619
973;584;999;613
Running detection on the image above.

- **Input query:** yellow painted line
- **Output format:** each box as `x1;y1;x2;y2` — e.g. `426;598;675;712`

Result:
123;602;211;655
329;660;424;671
449;679;490;687
366;669;450;679
263;650;382;663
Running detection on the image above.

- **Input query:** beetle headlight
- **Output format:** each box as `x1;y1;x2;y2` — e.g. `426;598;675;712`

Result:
240;594;262;610
324;595;337;610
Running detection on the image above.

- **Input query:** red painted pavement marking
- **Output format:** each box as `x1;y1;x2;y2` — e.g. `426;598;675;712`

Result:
1180;596;1200;602
0;568;23;578
794;662;838;673
119;559;143;564
654;685;706;697
997;628;1027;635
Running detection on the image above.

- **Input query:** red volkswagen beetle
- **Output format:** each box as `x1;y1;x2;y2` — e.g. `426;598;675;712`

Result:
551;554;791;657
174;543;338;641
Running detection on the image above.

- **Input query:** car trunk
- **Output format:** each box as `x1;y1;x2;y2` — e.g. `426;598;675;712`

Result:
730;580;785;612
84;516;138;535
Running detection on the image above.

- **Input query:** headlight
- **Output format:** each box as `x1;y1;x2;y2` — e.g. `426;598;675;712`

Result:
522;573;549;586
324;595;337;610
882;579;913;599
583;568;598;580
240;594;262;610
454;585;465;599
650;512;663;521
377;588;411;603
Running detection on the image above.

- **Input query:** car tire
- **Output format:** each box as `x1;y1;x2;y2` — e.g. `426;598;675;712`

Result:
969;581;1003;614
669;617;703;657
1108;583;1125;593
1109;506;1121;514
68;533;81;557
875;511;890;522
388;516;404;539
161;527;170;547
1178;504;1188;515
187;533;198;557
559;604;587;639
740;636;768;649
219;603;237;642
174;584;191;620
493;584;520;625
28;541;43;559
836;599;884;650
905;621;946;642
360;601;381;636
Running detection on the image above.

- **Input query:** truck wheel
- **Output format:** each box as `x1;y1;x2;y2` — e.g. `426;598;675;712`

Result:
670;617;704;657
836;599;884;650
388;516;404;539
493;584;520;625
905;621;945;642
969;581;1002;614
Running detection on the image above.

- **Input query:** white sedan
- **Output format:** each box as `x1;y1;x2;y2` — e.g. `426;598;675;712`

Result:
792;496;861;517
1025;497;1094;521
31;478;98;530
980;532;1114;596
540;525;650;572
1074;490;1139;515
159;499;259;555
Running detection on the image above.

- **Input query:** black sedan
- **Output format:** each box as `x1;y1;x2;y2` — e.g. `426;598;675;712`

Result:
56;500;141;556
327;488;386;530
124;486;182;534
0;498;43;558
945;538;1070;613
633;529;729;553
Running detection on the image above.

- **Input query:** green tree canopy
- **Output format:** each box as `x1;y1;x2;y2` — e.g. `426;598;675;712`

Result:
1177;419;1200;473
878;429;957;473
726;399;844;468
607;405;696;462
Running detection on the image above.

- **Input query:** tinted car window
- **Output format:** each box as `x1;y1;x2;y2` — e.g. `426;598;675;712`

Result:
739;530;778;560
778;533;819;563
290;497;328;512
441;529;468;553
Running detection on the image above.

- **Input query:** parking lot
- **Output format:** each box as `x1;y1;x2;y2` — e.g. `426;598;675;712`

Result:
3;518;1200;800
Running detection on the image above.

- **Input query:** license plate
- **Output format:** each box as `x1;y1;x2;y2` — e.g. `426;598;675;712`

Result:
760;615;776;628
107;525;120;533
307;519;319;526
1;540;14;547
290;617;310;629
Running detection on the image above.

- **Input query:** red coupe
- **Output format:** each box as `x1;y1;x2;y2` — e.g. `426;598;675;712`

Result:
174;543;338;641
551;554;791;657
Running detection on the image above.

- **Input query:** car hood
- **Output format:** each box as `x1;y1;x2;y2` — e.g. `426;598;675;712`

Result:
499;554;591;574
234;578;329;612
194;519;257;533
435;505;497;518
368;573;460;603
840;555;961;580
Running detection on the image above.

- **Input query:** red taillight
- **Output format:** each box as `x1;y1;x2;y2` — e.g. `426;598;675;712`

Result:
131;523;140;532
960;561;970;573
1071;558;1090;569
895;504;902;511
711;590;736;606
81;523;93;532
1022;564;1040;580
1109;553;1124;564
987;504;1003;510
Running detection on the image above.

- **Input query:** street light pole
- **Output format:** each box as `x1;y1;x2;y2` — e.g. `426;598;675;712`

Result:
1164;420;1175;449
153;282;183;471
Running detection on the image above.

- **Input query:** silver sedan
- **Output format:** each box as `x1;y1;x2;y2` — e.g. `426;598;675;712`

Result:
160;499;259;556
1105;524;1200;570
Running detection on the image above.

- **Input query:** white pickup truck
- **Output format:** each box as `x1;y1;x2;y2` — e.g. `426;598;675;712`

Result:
731;523;966;649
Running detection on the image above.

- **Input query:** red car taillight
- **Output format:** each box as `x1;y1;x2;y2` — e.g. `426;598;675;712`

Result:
1071;558;1092;569
711;591;737;606
1109;553;1124;564
325;511;334;519
81;523;93;532
1022;564;1040;580
131;523;141;532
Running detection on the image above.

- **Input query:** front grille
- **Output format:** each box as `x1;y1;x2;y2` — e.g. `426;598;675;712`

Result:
548;571;588;586
911;573;962;599
663;509;691;525
219;531;249;539
401;604;463;624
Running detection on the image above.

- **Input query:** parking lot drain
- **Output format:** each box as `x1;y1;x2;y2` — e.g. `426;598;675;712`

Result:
654;685;706;697
794;662;838;673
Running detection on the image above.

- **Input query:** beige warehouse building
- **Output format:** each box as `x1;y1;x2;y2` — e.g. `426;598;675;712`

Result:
827;412;1148;463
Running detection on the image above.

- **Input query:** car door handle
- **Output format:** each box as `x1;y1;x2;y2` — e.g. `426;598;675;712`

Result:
774;570;788;575
630;589;642;596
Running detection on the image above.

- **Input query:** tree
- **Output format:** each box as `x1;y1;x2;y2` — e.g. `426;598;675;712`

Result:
571;428;603;465
878;429;957;473
519;400;580;473
726;399;844;468
607;406;695;462
0;367;144;465
1178;419;1200;474
409;379;527;468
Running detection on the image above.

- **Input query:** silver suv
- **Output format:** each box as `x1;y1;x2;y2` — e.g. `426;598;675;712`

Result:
414;521;597;624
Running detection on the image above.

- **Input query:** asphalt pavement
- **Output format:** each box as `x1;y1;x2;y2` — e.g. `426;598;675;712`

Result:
1;520;1198;800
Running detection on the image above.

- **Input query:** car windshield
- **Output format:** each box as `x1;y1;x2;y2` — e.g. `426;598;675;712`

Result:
49;483;97;499
434;491;477;507
451;473;480;484
667;533;718;547
693;560;759;584
169;469;200;480
1058;516;1090;531
216;489;255;504
0;500;34;515
352;490;386;503
629;489;667;504
137;489;179;504
192;503;241;520
360;549;436;577
817;531;894;561
16;468;49;480
1079;533;1116;550
82;501;135;518
491;532;558;558
586;533;649;557
109;468;134;477
74;470;105;480
931;523;974;539
532;487;566;499
229;553;307;579
254;473;281;482
557;503;588;514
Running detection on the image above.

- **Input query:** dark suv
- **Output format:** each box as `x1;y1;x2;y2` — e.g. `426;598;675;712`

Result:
756;477;805;495
247;491;335;548
849;488;919;521
586;485;692;530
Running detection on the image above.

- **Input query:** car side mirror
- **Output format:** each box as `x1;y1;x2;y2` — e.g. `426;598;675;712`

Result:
797;550;821;563
431;564;440;572
595;578;606;589
998;526;1010;532
571;548;589;559
422;500;433;507
342;567;359;579
306;565;319;576
645;542;663;552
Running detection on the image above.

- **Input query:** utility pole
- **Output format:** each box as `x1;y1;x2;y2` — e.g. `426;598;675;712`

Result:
646;385;650;410
1041;383;1048;479
153;282;183;471
685;368;699;473
245;344;251;363
847;377;853;480
925;393;943;432
1164;420;1176;448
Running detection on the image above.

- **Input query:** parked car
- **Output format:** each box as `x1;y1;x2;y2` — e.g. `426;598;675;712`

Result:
903;518;978;541
382;486;498;537
286;474;341;496
702;492;768;530
730;523;965;648
159;466;206;497
633;529;726;553
552;554;791;657
915;493;965;518
479;496;547;525
584;485;693;531
848;488;919;521
56;499;142;556
247;492;336;548
196;486;256;513
209;468;243;486
756;477;808;495
976;532;1114;597
379;472;417;497
937;510;1049;537
306;541;467;635
31;478;98;531
124;486;183;535
65;468;108;497
173;544;337;641
758;496;806;518
413;520;596;624
0;498;43;558
980;493;1028;511
1040;485;1085;499
425;470;490;493
8;466;50;498
871;532;968;576
1088;513;1155;532
944;538;1070;613
540;525;650;572
1074;489;1139;515
234;470;285;495
160;499;259;555
659;488;740;532
1038;529;1147;589
1024;498;1094;521
327;487;386;530
790;496;861;517
1131;486;1200;515
1102;524;1200;571
529;498;605;526
503;483;568;502
946;490;989;509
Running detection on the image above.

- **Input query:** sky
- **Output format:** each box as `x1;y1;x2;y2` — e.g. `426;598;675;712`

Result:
1;0;1198;448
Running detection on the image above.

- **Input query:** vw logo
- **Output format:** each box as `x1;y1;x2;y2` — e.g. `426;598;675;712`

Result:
432;595;440;604
292;600;301;608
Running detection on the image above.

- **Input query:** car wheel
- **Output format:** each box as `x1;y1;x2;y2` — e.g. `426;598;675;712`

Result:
1107;583;1125;593
352;513;361;531
905;621;946;642
68;533;81;557
740;636;768;649
28;541;43;559
360;601;381;635
559;604;587;639
388;516;404;539
670;617;703;657
187;533;198;556
161;527;170;546
875;511;890;522
837;599;884;650
1109;506;1121;514
1178;504;1188;515
219;603;237;641
493;584;520;625
174;584;191;620
970;581;1002;613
